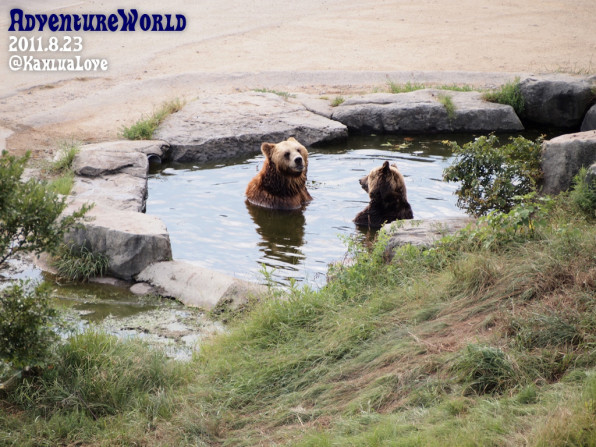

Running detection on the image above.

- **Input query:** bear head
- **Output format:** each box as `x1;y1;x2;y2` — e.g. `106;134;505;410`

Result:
359;161;408;202
261;137;308;176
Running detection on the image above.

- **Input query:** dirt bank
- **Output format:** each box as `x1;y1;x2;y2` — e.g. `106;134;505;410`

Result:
1;0;594;157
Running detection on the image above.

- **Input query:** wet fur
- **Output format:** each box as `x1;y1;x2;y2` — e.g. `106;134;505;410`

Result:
354;161;413;228
246;138;312;210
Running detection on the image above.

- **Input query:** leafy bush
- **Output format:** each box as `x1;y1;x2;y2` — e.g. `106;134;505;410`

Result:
52;244;109;281
0;151;88;267
569;166;596;218
0;281;60;369
443;135;543;216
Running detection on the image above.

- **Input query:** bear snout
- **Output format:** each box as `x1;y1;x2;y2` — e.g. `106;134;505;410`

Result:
359;176;369;192
292;156;304;171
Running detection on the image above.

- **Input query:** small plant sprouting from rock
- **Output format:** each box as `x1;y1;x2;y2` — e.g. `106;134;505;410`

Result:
53;244;109;281
387;80;426;94
437;93;456;120
121;98;184;140
482;77;525;116
331;95;345;107
252;88;296;99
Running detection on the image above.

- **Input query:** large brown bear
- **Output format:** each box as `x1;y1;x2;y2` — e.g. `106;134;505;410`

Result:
245;137;312;210
354;161;413;228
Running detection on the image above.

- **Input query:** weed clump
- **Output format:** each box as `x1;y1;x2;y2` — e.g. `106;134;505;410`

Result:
482;77;525;115
452;344;517;395
52;244;109;281
121;98;184;140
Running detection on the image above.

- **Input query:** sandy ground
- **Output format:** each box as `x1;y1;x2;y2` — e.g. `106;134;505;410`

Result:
1;0;595;158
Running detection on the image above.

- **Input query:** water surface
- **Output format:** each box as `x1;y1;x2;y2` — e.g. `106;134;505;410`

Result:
147;135;470;286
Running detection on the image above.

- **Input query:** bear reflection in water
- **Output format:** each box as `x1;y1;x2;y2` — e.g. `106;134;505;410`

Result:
245;201;306;269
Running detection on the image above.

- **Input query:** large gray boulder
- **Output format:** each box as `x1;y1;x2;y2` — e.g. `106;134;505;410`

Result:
519;75;595;128
330;89;523;133
541;130;596;195
65;203;172;281
154;92;348;163
581;104;596;131
70;140;170;212
383;217;473;260
136;261;266;310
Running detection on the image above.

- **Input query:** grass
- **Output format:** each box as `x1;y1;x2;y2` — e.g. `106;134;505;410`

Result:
42;141;79;195
2;172;596;445
331;95;345;107
387;81;477;94
482;77;525;115
52;244;109;281
437;92;456;120
120;98;184;140
253;88;296;99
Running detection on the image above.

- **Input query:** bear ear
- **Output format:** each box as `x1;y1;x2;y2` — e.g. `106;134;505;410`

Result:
287;137;297;143
382;161;390;174
261;143;276;159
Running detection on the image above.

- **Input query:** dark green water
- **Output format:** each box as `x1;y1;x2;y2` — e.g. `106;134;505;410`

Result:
147;135;473;287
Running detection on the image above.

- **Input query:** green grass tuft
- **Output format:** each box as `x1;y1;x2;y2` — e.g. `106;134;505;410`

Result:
387;80;427;93
437;92;456;120
52;244;109;281
331;95;345;107
252;88;296;99
120;98;184;140
482;77;525;115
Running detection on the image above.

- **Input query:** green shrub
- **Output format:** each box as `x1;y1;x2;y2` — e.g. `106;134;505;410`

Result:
0;281;60;370
482;77;525;115
52;244;109;281
569;166;596;218
443;135;543;216
0;151;88;267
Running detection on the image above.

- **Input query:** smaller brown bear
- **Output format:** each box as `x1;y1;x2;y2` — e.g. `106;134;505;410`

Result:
354;161;413;228
245;137;312;210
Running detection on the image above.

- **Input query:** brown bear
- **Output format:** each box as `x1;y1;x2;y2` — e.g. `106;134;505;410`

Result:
245;137;312;210
354;161;413;228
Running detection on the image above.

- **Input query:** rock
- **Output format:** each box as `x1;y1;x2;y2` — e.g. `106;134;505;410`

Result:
154;92;348;163
71;140;169;212
71;173;148;212
130;282;159;296
519;75;595;128
89;276;131;288
383;217;474;260
74;149;148;178
581;104;596;131
136;260;266;310
65;203;172;281
587;162;596;185
331;89;523;133
541;130;596;195
290;93;335;119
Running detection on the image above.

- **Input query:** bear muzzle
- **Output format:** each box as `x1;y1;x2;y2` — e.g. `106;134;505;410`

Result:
291;156;305;172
